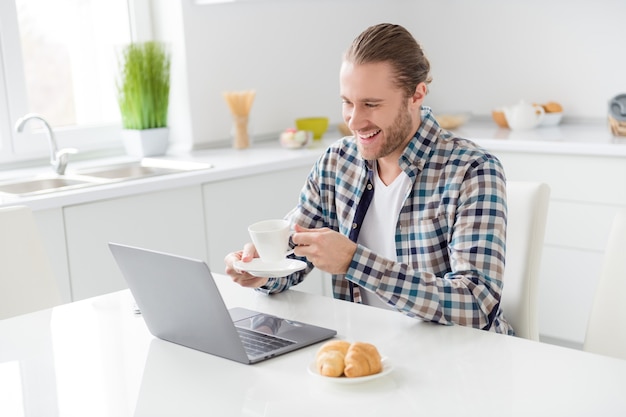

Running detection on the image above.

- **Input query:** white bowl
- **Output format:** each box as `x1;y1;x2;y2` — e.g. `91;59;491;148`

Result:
539;112;563;127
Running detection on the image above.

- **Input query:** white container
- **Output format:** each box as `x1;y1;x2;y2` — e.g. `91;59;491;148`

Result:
503;100;545;130
121;127;169;157
539;113;563;127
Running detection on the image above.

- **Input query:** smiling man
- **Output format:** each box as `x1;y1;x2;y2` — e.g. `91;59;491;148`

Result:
225;23;513;335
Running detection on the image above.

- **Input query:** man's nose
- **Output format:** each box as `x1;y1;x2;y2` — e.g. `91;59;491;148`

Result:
347;107;364;131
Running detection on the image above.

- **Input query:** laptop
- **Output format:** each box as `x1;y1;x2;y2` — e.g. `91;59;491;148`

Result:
108;242;336;364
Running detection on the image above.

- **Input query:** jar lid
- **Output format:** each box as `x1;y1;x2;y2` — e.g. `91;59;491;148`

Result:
609;93;626;121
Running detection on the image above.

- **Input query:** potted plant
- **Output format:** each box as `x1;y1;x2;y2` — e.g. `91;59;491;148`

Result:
116;41;171;157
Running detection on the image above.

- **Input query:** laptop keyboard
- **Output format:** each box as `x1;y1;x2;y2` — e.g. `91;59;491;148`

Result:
237;327;295;357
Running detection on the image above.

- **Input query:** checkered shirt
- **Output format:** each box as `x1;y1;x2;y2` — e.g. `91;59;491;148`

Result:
259;107;513;335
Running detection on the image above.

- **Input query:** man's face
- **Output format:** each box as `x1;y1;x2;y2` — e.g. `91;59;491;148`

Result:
340;61;422;161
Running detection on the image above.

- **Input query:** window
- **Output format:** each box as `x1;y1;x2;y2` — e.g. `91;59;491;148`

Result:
0;0;150;165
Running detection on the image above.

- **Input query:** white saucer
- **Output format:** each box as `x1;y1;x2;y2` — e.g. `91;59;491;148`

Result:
234;258;307;278
307;357;393;384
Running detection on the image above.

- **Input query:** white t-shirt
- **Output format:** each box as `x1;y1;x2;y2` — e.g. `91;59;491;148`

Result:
357;166;412;309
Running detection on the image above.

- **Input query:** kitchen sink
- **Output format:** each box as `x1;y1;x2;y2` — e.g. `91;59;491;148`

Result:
71;159;212;180
0;176;104;196
0;158;213;197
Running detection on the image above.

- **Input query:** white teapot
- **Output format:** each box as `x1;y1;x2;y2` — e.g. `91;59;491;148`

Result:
503;100;545;130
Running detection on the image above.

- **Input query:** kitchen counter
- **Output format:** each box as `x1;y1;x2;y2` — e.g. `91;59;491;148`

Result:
2;122;624;347
0;139;335;211
457;119;626;157
1;120;624;211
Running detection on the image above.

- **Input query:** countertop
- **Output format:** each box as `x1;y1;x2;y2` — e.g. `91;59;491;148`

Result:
1;120;624;211
0;139;335;211
457;119;626;156
2;275;625;416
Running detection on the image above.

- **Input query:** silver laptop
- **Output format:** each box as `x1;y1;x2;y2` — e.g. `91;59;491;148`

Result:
108;242;336;364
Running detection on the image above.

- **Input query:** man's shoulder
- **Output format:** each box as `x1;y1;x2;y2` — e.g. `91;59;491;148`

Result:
436;132;501;165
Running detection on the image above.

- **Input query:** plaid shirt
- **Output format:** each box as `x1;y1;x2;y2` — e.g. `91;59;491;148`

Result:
260;107;513;334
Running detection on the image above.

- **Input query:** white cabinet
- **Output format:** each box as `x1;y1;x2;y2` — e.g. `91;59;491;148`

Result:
21;138;623;347
487;150;626;348
202;166;330;297
32;208;72;303
63;186;207;301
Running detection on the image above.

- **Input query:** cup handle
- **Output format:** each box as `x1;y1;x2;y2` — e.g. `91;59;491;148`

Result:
285;248;294;257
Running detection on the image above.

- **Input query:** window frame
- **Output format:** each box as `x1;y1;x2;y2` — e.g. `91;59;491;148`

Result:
0;0;152;166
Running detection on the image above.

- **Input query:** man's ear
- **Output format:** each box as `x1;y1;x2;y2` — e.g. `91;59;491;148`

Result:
409;82;427;110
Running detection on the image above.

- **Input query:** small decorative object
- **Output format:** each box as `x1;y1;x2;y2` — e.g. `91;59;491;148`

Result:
435;113;470;130
491;109;509;128
537;101;563;127
502;100;544;130
295;117;329;140
116;41;171;157
608;94;626;137
279;128;311;149
223;90;256;149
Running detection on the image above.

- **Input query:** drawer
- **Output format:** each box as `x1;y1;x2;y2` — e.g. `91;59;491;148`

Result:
494;152;626;205
544;201;623;251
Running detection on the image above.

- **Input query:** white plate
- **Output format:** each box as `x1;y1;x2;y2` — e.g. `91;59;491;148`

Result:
234;258;307;278
307;357;393;384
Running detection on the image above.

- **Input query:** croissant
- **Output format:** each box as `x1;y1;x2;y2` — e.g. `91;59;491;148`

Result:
343;342;382;378
315;340;350;377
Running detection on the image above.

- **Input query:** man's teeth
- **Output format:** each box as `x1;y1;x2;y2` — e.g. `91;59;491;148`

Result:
361;130;381;139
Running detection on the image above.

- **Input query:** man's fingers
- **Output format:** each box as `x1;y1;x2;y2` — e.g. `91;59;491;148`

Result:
241;242;258;261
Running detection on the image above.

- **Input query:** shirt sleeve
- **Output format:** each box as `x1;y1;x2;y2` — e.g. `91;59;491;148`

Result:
255;157;327;295
345;155;508;331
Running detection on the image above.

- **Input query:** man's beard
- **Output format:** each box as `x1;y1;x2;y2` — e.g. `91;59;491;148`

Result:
358;102;415;160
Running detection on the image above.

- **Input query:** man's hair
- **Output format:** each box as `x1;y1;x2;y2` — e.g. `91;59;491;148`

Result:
344;23;432;98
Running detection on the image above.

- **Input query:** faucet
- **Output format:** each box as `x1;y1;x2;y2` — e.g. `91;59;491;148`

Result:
14;113;77;175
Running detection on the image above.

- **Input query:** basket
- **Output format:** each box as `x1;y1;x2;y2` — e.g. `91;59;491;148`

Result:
609;115;626;137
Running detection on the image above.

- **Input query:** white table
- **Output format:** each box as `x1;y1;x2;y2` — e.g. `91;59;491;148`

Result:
1;274;625;416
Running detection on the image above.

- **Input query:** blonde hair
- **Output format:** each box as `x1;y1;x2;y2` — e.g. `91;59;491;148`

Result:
344;23;432;98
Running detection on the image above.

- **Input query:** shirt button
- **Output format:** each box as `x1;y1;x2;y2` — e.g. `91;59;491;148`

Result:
367;183;373;191
352;222;358;229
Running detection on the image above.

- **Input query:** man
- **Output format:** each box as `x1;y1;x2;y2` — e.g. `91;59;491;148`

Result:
225;23;513;334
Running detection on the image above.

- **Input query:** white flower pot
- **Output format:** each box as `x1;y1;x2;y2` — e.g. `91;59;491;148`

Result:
121;127;169;157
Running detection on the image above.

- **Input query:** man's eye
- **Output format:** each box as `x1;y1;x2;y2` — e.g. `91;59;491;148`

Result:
365;103;378;108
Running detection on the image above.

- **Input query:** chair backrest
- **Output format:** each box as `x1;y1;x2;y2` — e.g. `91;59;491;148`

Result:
583;208;626;360
0;205;61;320
501;181;551;340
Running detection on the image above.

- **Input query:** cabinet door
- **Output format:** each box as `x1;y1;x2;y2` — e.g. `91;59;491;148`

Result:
203;166;329;296
489;150;626;348
64;186;207;301
32;208;72;303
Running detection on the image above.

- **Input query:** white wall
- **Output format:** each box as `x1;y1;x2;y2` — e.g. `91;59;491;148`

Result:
153;0;626;150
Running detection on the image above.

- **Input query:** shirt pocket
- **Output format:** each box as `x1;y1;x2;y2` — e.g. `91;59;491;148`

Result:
410;212;451;271
416;211;449;242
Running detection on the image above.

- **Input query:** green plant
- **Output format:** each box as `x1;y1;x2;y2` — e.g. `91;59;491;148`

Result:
117;41;171;130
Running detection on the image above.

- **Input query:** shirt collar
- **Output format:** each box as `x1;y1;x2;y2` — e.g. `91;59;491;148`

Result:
400;106;440;177
361;106;441;177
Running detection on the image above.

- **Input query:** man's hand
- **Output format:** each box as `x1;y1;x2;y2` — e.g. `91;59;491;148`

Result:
292;224;357;274
224;243;270;288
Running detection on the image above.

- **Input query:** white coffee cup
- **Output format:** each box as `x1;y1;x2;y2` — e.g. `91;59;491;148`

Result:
248;219;293;263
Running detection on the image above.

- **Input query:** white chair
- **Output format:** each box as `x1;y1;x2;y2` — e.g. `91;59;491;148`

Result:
500;181;551;341
583;208;626;360
0;205;61;320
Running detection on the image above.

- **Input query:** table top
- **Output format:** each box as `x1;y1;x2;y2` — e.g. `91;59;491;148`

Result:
2;274;625;416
